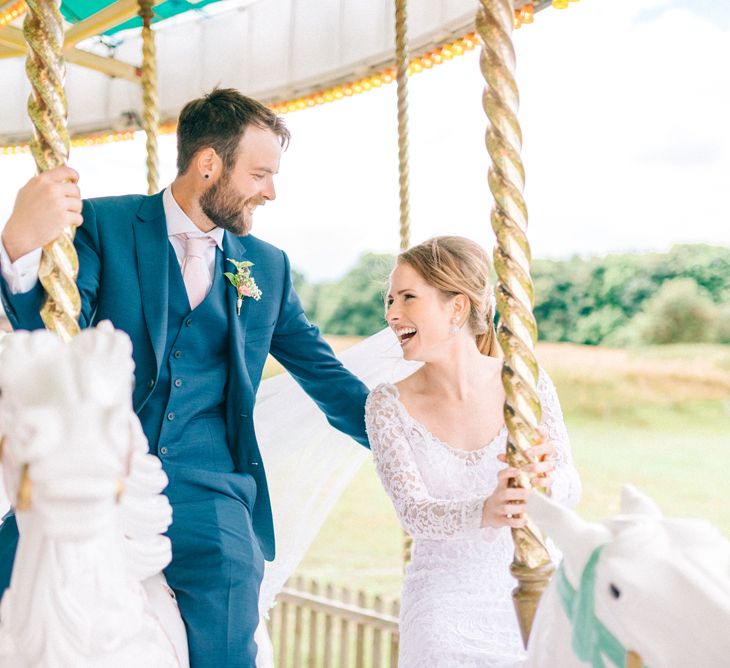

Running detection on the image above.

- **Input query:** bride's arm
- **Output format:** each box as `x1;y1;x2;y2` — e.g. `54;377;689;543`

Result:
537;370;581;508
365;386;488;539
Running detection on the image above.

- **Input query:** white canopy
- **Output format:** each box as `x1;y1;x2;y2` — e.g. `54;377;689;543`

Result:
0;0;501;141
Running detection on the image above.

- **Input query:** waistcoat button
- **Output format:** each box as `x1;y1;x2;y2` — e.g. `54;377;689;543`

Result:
160;447;168;455
174;379;182;388
167;412;175;421
173;350;182;359
185;318;193;327
147;378;155;389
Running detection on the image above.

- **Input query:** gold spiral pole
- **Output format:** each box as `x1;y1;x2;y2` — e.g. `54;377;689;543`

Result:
139;0;159;195
477;0;553;646
394;0;410;251
24;0;80;341
394;0;414;569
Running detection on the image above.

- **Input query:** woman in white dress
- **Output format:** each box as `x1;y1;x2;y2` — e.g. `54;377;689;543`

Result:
365;236;581;668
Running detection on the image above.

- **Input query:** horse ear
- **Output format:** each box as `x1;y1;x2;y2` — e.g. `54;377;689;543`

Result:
527;491;610;584
620;484;662;518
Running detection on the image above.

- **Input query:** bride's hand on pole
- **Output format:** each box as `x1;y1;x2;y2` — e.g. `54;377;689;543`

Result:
481;467;529;530
496;427;557;489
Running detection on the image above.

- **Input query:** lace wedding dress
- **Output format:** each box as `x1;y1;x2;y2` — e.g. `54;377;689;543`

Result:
365;370;581;668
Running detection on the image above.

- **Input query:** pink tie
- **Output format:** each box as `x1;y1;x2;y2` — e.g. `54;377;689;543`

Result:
177;234;217;309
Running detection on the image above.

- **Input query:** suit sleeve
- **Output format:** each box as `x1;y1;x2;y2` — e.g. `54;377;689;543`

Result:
0;199;101;331
269;250;370;448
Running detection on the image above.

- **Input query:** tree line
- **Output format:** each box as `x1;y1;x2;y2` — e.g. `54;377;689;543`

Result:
294;244;730;346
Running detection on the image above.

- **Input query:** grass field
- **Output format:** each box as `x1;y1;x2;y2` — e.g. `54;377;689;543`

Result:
266;340;730;600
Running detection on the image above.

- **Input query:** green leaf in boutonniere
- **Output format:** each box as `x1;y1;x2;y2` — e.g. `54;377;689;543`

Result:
225;258;262;316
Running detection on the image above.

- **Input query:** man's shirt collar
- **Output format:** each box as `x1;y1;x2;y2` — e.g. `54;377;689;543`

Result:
162;185;224;250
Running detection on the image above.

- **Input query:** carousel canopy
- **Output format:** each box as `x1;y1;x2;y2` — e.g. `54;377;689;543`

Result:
0;0;553;143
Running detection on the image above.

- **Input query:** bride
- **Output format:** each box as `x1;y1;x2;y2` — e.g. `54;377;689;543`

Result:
365;236;581;667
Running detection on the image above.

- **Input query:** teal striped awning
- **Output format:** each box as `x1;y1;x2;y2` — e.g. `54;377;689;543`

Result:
60;0;226;34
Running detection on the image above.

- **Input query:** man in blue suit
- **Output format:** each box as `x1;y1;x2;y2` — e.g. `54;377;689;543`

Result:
0;89;370;666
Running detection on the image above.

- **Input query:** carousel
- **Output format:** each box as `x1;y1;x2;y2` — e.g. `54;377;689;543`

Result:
0;0;728;666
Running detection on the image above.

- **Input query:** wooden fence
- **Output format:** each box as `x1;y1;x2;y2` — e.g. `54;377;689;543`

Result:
267;576;400;667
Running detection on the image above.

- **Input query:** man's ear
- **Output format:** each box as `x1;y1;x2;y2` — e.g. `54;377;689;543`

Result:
195;148;221;181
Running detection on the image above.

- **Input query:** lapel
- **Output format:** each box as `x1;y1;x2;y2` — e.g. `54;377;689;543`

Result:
133;192;169;372
223;231;255;403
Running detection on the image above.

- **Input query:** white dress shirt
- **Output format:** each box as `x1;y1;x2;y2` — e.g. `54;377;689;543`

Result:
0;186;224;296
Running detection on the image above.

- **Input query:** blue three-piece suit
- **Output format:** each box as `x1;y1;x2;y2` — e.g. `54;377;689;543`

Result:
0;192;370;666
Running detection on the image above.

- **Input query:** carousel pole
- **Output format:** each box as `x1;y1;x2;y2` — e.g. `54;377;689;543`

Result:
476;0;553;645
138;0;159;195
394;0;415;571
24;0;80;341
394;0;410;251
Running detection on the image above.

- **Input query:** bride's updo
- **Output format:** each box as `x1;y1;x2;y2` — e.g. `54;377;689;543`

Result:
398;236;499;357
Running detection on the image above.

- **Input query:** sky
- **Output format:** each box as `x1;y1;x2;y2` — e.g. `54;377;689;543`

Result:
1;0;728;282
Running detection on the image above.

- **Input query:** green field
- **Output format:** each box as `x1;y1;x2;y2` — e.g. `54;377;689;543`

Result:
268;341;730;600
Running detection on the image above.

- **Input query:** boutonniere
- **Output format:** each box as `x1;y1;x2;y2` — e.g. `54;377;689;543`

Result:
225;258;262;316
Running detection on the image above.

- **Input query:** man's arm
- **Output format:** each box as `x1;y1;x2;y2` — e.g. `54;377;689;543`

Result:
0;246;45;330
269;251;370;448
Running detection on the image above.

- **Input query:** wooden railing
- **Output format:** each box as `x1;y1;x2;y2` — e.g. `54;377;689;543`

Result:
268;576;400;667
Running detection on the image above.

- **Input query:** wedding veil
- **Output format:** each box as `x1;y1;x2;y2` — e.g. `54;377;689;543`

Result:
256;327;419;613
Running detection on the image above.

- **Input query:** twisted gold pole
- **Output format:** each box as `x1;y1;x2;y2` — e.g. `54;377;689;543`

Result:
394;0;410;251
401;530;413;573
24;0;80;342
477;0;553;646
139;0;159;195
395;0;414;568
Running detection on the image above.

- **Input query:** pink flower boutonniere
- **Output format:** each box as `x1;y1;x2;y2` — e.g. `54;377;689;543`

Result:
225;258;262;316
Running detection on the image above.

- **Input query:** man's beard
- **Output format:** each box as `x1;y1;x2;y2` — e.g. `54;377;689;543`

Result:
199;174;262;236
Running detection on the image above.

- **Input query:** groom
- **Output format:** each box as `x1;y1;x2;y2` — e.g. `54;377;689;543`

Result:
0;89;370;666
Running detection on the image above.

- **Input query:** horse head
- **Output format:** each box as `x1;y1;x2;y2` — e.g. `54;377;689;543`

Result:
527;487;730;668
0;324;178;666
0;324;139;535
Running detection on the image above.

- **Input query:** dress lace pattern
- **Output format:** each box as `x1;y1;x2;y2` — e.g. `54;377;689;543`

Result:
365;369;581;668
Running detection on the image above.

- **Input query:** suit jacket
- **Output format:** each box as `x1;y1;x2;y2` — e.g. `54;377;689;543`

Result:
0;192;370;560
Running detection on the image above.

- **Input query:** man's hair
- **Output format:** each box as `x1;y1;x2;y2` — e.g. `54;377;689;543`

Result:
176;88;290;175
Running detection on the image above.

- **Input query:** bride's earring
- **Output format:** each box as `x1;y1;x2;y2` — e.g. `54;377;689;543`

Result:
449;317;460;336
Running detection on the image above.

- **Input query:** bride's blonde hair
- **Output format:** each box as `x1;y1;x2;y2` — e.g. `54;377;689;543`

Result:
397;236;500;357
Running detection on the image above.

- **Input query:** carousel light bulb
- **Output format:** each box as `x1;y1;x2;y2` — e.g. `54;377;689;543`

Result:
552;0;569;8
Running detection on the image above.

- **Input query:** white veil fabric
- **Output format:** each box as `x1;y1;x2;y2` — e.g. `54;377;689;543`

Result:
256;327;419;614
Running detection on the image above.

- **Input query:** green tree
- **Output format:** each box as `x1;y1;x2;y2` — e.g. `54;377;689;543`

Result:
533;244;730;345
632;278;718;344
315;252;395;336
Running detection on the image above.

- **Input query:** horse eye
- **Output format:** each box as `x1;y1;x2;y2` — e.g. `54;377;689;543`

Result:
609;584;621;599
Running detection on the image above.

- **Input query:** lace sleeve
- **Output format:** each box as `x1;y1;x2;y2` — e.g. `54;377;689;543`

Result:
365;385;485;539
538;369;581;509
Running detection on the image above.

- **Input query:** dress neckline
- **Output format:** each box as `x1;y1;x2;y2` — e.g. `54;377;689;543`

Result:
384;383;508;456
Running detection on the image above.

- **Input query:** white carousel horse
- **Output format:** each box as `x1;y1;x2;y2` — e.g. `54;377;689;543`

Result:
0;324;188;667
0;325;277;668
526;485;730;668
